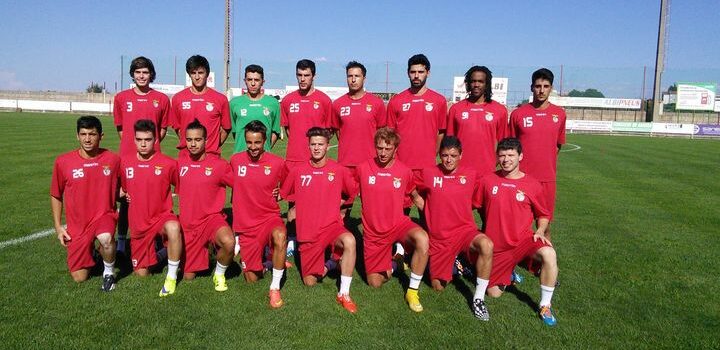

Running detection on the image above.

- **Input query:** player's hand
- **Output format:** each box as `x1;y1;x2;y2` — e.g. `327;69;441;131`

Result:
119;188;127;198
272;187;281;201
533;229;552;246
56;226;71;247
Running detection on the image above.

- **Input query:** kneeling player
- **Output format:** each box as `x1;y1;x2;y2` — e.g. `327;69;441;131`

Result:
477;138;559;326
120;119;183;296
51;116;119;291
356;127;429;312
280;127;358;313
177;119;235;291
229;121;288;308
414;136;494;320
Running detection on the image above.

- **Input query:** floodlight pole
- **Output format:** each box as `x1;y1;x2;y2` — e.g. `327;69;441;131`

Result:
650;0;668;122
223;0;232;93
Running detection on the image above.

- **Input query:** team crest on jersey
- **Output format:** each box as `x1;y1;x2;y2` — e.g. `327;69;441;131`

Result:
154;166;163;175
152;99;159;108
263;107;270;116
327;172;335;181
102;165;111;176
552;114;559;123
313;101;320;110
206;102;214;112
515;190;525;202
461;112;469;120
425;102;434;111
205;167;213;176
459;175;467;185
485;112;494;121
393;177;402;189
366;104;373;112
264;165;271;175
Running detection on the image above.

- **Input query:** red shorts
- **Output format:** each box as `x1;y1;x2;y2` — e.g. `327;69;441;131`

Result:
489;237;549;287
429;229;480;282
183;214;230;273
539;181;557;221
298;222;348;278
237;216;286;272
66;212;117;272
363;218;419;274
130;213;178;270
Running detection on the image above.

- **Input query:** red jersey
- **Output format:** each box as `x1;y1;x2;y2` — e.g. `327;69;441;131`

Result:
386;88;447;170
446;99;507;174
280;89;332;162
113;88;171;158
476;172;549;252
417;165;481;241
120;153;178;234
279;159;355;243
355;159;414;234
228;151;287;232
331;93;386;167
50;149;120;236
176;154;232;229
509;103;566;181
170;87;231;155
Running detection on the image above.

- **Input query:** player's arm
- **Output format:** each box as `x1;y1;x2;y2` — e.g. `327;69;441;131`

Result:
50;196;70;246
219;99;232;146
116;126;123;139
160;127;167;142
219;127;230;146
533;217;551;246
410;189;424;211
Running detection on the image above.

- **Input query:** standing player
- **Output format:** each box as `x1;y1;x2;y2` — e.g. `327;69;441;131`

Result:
113;56;171;256
171;55;231;157
280;59;333;167
413;136;494;320
477;138;559;326
509;68;566;240
446;66;507;175
229;64;281;153
386;54;447;192
279;127;358;313
229;121;288;308
120;119;183;297
331;61;386;217
176;119;235;291
51;116;119;291
356;128;429;313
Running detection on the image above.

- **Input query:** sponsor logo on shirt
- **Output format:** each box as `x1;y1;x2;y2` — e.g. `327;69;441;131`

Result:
83;162;99;167
205;167;213;176
393;177;401;189
485;112;494;121
425;102;434;112
206;102;214;112
103;165;111;176
515;190;525;202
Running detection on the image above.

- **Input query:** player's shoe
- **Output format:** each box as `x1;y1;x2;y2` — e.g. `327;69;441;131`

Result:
269;289;284;309
471;299;490;321
405;289;423;312
100;274;116;292
511;269;524;284
213;274;228;292
336;294;358;314
158;277;176;297
539;305;557;327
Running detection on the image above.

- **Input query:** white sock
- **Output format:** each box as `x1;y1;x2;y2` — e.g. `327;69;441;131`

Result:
540;285;555;307
409;272;422;290
103;260;115;277
394;242;405;256
167;260;180;280
474;277;489;301
214;262;228;276
338;275;352;296
270;268;284;290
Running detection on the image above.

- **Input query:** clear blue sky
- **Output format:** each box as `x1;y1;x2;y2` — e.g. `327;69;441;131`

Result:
1;0;718;100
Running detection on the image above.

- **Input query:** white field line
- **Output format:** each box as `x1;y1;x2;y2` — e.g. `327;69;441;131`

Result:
561;143;582;152
0;228;56;250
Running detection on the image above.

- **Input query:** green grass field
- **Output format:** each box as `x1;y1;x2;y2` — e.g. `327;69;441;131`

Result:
0;112;718;348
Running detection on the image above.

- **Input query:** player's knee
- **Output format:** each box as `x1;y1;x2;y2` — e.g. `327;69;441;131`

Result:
486;286;504;298
134;269;150;277
431;279;445;291
96;232;113;248
272;229;287;246
367;275;384;288
244;271;259;283
414;232;429;255
165;221;181;236
478;236;493;255
70;270;89;283
538;246;557;266
303;276;317;286
183;272;196;280
341;234;356;250
217;231;235;251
